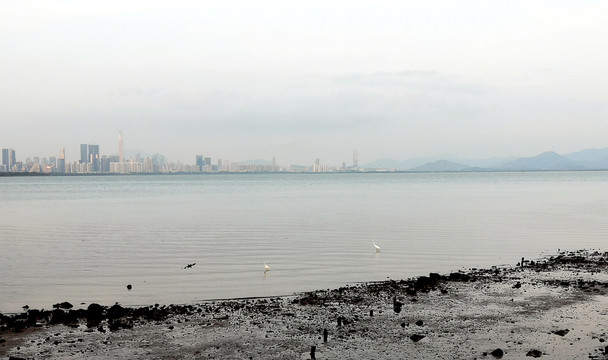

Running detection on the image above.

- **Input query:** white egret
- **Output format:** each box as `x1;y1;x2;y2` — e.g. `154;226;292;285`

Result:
372;240;381;252
264;260;270;272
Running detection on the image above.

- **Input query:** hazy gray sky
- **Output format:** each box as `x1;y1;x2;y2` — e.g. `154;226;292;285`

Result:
1;1;607;165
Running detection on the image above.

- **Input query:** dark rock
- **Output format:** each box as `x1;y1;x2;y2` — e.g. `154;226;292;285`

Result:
49;309;66;325
107;304;127;320
415;320;424;326
552;329;569;336
406;287;417;296
9;356;28;360
127;284;132;290
12;318;28;332
108;319;133;331
410;334;425;342
491;348;504;358
429;273;442;282
513;281;522;289
63;310;79;327
449;272;471;282
393;301;403;314
26;309;42;326
86;303;104;327
53;301;73;310
414;276;437;291
526;349;542;357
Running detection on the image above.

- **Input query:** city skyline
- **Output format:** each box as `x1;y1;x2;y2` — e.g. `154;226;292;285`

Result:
1;130;360;173
3;130;608;174
1;2;607;166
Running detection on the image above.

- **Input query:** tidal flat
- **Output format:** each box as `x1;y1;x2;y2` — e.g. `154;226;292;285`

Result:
3;250;608;359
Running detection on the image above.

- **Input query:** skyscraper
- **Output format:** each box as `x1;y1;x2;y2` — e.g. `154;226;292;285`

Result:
2;149;8;170
57;148;66;174
10;149;15;169
1;149;8;171
118;131;124;163
196;155;204;172
100;155;110;173
2;148;16;171
80;144;88;164
88;144;100;172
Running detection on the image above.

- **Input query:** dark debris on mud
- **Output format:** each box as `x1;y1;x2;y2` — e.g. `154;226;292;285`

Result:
3;250;608;335
3;249;608;359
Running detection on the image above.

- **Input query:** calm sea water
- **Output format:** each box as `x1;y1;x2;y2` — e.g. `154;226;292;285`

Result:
1;172;607;313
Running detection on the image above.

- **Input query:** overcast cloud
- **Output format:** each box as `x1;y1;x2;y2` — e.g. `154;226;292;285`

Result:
1;0;607;165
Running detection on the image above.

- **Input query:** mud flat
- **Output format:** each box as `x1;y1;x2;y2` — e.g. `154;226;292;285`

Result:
3;250;608;359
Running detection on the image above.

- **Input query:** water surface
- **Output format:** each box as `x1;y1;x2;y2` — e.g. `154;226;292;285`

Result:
1;172;606;313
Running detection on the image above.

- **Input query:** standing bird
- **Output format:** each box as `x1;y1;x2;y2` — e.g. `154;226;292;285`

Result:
264;260;270;272
372;240;381;252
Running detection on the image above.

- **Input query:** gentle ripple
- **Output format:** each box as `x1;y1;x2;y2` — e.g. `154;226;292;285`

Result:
1;172;607;312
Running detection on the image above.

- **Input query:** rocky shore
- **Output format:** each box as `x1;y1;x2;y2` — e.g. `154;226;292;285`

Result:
3;250;608;359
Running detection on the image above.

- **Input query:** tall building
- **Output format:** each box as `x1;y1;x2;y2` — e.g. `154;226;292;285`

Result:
196;155;204;172
118;131;124;163
2;148;16;171
353;149;358;168
2;149;8;170
80;144;88;164
88;144;100;172
144;157;153;173
56;148;66;174
100;155;110;173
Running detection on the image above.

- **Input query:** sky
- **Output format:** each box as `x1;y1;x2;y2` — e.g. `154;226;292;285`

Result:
1;0;607;166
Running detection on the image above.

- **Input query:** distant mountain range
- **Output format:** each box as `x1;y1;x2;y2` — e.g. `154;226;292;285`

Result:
362;147;608;172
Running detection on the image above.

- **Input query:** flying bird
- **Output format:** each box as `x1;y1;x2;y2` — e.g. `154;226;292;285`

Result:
264;260;270;272
372;240;381;252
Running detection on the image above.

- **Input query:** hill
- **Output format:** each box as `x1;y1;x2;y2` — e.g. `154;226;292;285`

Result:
499;151;587;171
409;160;471;172
564;147;608;162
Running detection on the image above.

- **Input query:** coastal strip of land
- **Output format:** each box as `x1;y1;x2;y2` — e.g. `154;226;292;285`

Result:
3;250;608;359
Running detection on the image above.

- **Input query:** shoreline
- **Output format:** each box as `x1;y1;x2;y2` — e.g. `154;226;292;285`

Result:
3;250;608;359
2;169;608;178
